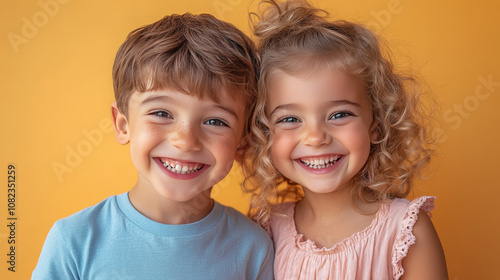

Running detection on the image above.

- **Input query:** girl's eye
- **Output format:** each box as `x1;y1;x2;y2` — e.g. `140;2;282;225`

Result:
152;111;172;118
204;119;229;127
329;112;352;120
277;116;300;123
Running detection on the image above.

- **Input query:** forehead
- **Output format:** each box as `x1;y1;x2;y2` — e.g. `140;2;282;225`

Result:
269;67;365;97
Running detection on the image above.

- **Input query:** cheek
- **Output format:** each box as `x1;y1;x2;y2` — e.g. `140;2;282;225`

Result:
129;125;164;159
219;147;236;170
209;141;238;183
211;160;235;186
133;125;163;147
270;130;297;162
210;137;238;165
341;125;372;159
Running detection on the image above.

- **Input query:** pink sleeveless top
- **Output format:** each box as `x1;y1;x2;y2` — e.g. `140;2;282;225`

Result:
268;196;435;280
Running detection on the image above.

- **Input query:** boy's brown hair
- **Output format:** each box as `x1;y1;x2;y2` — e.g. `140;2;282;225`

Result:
112;13;259;132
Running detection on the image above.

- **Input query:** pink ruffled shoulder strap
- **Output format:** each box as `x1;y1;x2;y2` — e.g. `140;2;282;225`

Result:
260;202;296;239
392;196;436;280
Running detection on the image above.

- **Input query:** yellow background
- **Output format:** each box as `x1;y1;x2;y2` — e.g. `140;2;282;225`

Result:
1;0;499;279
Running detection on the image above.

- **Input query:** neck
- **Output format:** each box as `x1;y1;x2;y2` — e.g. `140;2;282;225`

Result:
294;184;381;248
129;185;214;225
297;184;380;225
298;186;353;224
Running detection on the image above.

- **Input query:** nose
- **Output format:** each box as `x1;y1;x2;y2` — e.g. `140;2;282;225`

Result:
303;122;332;147
168;122;202;152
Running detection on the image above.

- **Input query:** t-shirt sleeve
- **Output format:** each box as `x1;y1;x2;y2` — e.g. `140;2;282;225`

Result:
255;239;275;279
391;196;435;280
32;221;79;280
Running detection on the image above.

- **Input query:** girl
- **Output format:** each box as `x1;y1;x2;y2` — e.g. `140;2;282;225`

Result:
242;0;448;279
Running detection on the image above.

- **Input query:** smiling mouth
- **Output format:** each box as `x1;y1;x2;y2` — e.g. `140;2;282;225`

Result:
299;155;342;169
158;158;205;174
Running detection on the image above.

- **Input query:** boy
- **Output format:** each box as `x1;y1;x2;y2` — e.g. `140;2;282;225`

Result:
32;13;274;279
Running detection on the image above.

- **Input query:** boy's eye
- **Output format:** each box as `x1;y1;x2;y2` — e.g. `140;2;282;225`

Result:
204;119;228;127
277;116;300;123
329;112;352;120
151;111;172;118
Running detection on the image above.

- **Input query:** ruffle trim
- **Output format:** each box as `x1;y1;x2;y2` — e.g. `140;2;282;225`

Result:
392;196;435;280
293;203;390;255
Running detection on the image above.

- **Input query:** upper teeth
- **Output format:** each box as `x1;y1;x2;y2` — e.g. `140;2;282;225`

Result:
301;155;341;169
160;160;203;174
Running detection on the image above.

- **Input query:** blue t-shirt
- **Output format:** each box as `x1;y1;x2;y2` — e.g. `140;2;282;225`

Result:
32;193;274;279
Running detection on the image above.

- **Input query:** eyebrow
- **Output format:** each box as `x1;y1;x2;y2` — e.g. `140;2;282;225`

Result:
328;100;361;108
141;94;170;105
269;99;360;116
269;103;298;117
214;104;239;120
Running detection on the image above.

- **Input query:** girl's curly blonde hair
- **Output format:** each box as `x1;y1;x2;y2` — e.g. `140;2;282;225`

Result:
242;0;436;224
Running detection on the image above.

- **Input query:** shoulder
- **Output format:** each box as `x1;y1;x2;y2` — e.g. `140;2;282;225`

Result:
54;194;121;236
272;201;296;216
33;195;122;279
399;211;448;279
386;196;435;230
267;201;296;226
391;196;448;280
390;196;435;215
218;203;274;256
264;201;296;240
218;204;275;278
219;203;272;241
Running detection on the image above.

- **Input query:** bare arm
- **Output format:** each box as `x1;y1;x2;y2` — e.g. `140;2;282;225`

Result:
400;212;448;280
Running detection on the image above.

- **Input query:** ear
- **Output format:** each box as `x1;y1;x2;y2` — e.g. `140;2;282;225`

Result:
369;121;379;143
111;102;130;145
234;135;250;163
